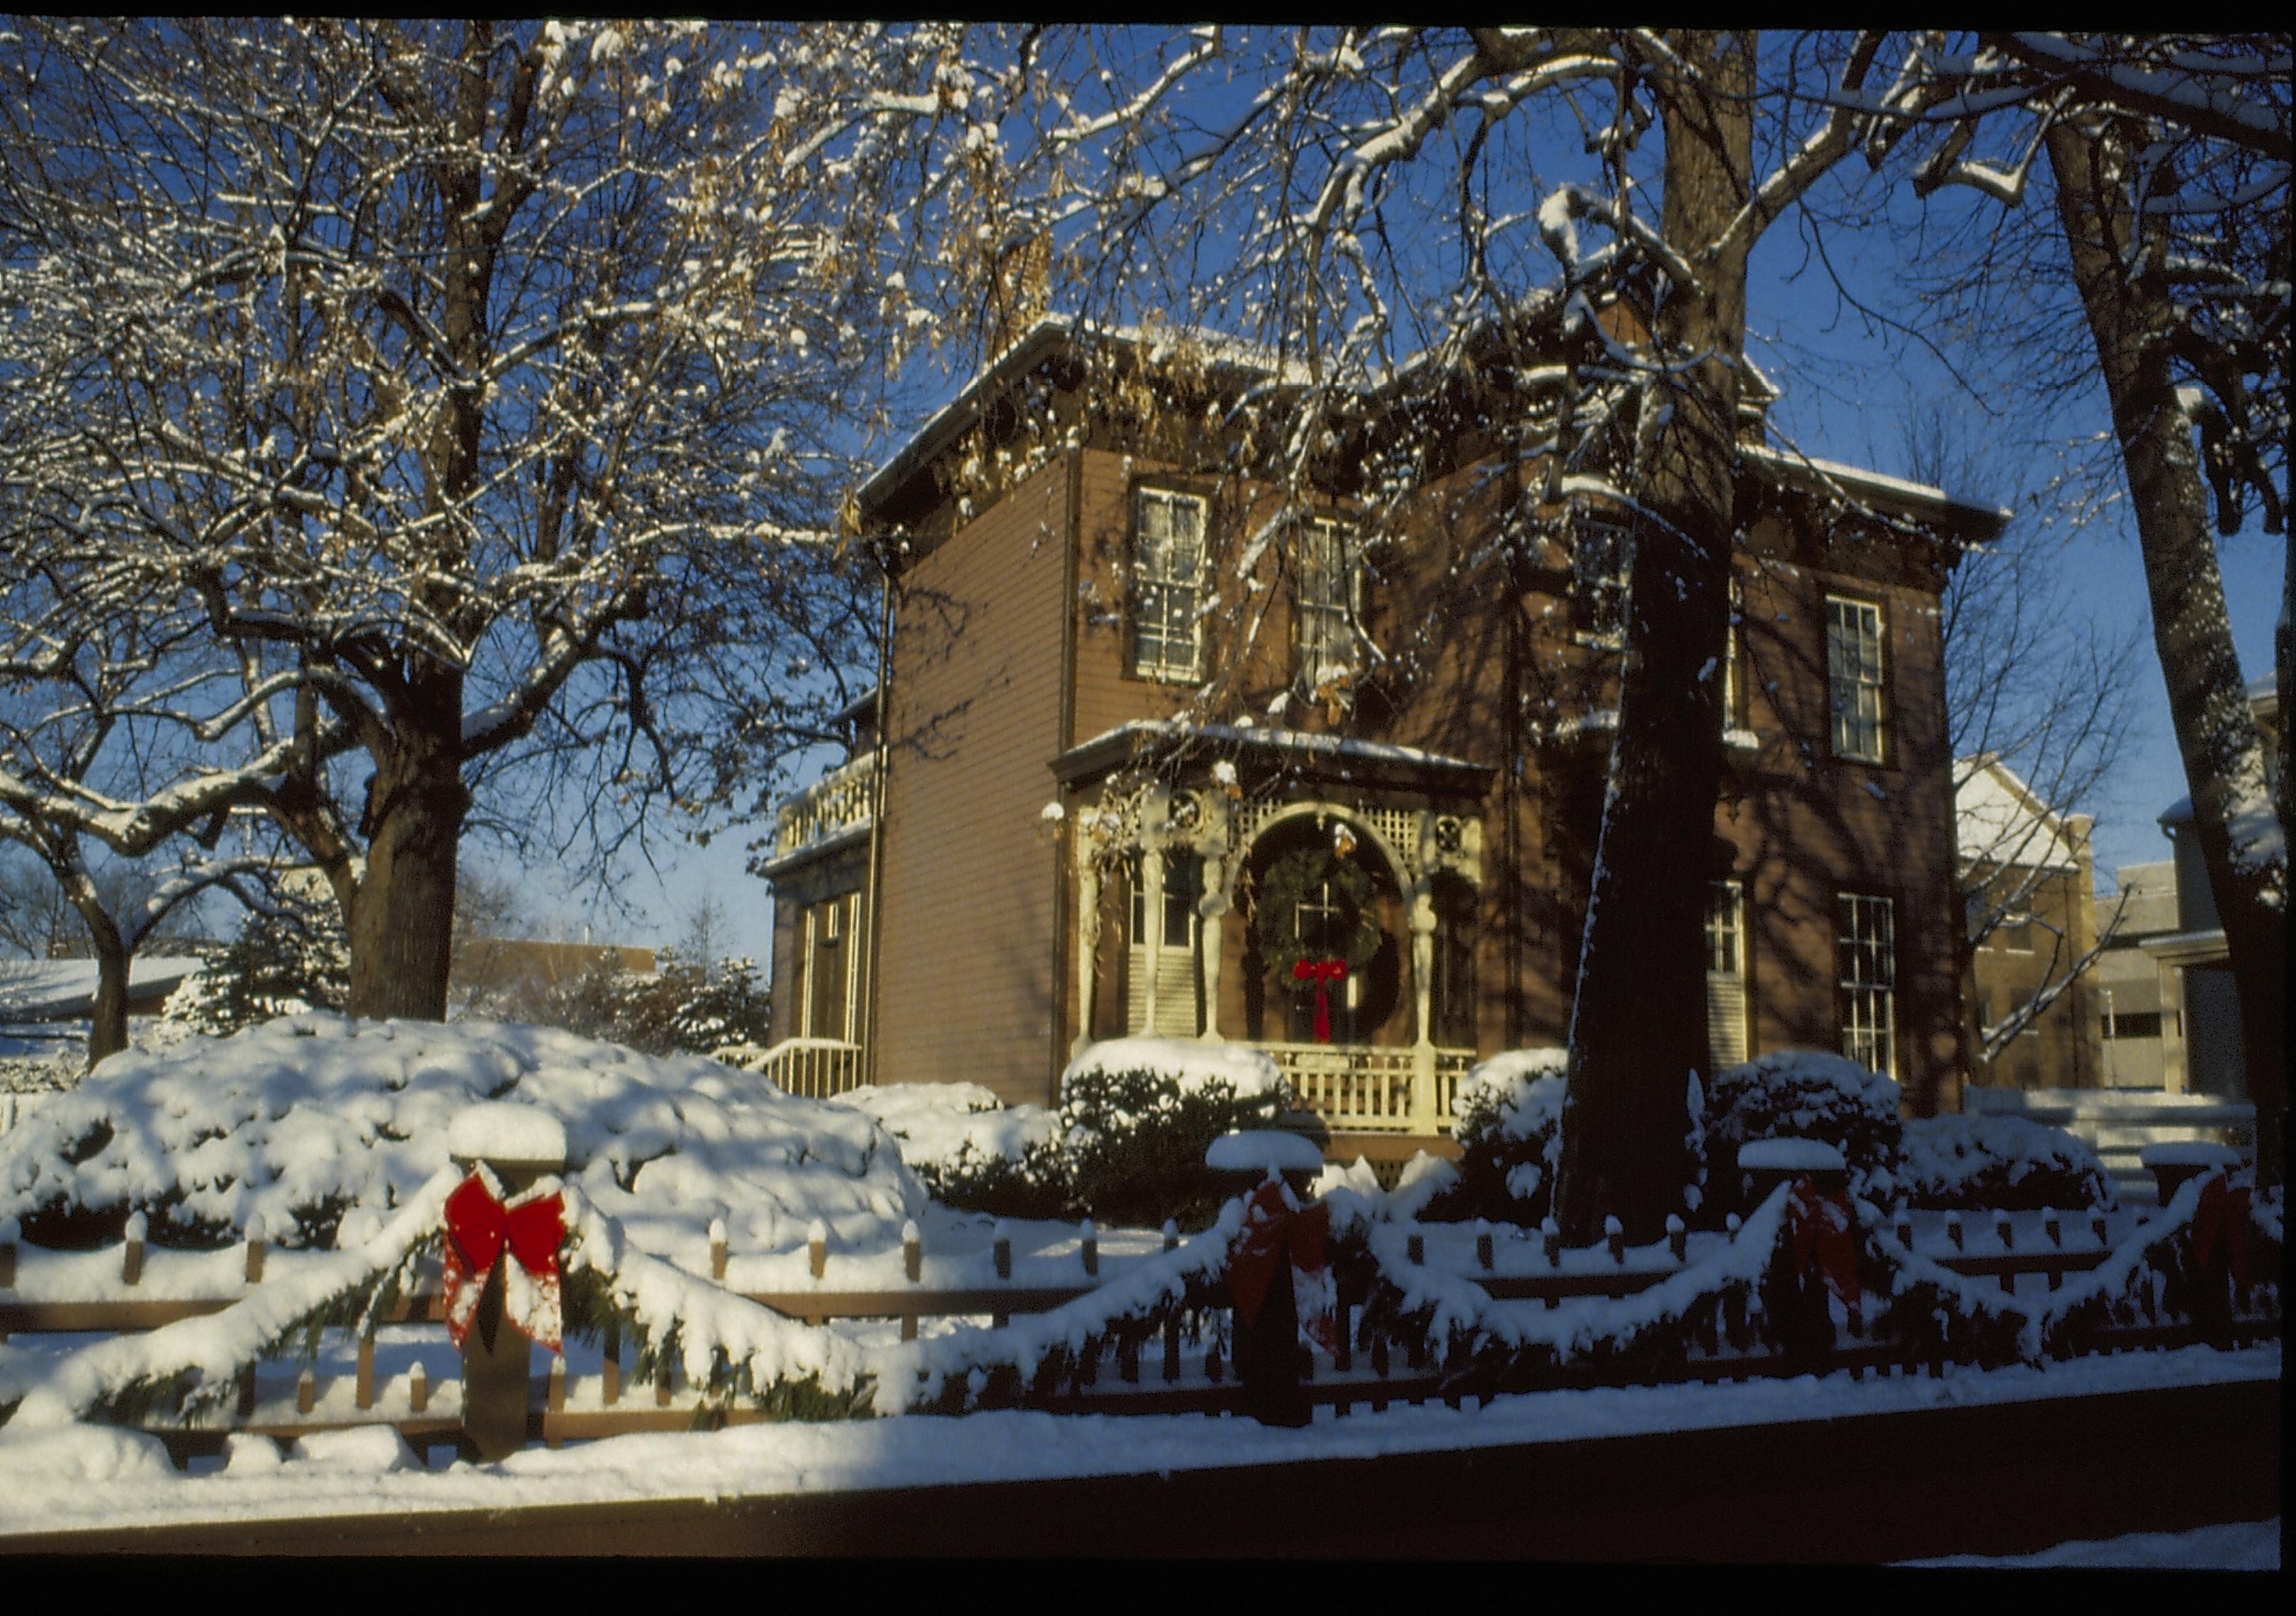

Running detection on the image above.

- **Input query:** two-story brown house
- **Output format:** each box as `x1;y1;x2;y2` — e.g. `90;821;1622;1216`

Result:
759;317;2004;1170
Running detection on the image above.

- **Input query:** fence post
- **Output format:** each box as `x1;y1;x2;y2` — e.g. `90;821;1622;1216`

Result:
1162;1220;1178;1253
1605;1215;1625;1264
449;1106;568;1463
603;1321;621;1407
355;1325;376;1410
1666;1214;1686;1263
1475;1221;1493;1272
709;1218;728;1283
408;1359;428;1415
807;1219;828;1281
122;1211;145;1286
546;1357;566;1449
901;1218;922;1340
1163;1313;1181;1384
1945;1212;1962;1250
1543;1217;1561;1267
296;1367;315;1415
0;1214;16;1291
238;1362;257;1418
244;1214;266;1285
1081;1218;1098;1278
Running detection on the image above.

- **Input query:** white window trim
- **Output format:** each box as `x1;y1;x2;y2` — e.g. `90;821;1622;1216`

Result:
1826;595;1887;764
1295;516;1364;689
1132;487;1208;683
1836;891;1896;1079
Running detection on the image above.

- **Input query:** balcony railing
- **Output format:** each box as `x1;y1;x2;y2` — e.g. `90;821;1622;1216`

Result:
716;1037;865;1100
1255;1043;1476;1135
770;752;877;863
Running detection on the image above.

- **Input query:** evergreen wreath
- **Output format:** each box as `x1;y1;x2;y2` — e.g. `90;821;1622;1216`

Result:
1255;844;1381;977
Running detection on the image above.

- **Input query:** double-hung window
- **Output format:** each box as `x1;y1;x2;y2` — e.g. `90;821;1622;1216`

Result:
1836;892;1896;1078
1706;880;1749;1071
1295;517;1363;690
1572;514;1633;640
1826;595;1886;762
1127;851;1202;1036
1132;488;1208;681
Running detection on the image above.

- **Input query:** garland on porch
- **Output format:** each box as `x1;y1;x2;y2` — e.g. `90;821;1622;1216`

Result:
1254;845;1380;980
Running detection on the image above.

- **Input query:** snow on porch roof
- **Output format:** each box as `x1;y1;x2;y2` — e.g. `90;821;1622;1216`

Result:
1743;444;2010;541
1050;719;1492;788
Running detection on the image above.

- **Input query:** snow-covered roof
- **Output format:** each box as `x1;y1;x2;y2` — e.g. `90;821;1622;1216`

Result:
1051;719;1490;786
1743;444;2011;538
1956;756;2083;872
0;957;205;1021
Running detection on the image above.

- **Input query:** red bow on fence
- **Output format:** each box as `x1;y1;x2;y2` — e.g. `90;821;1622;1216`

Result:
2191;1174;2255;1291
1290;958;1347;1045
1227;1179;1340;1354
442;1172;566;1354
1785;1174;1862;1332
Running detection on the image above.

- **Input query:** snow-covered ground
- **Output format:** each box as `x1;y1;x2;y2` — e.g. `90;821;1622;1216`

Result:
1903;1517;2280;1570
0;1342;2274;1547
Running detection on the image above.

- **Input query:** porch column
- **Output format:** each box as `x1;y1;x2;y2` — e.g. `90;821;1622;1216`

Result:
1141;849;1164;1036
1409;882;1437;1130
1073;855;1101;1059
1198;849;1227;1043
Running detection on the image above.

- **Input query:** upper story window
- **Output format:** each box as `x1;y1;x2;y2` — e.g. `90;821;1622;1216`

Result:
1295;517;1363;690
1132;488;1208;682
1572;514;1633;640
1826;595;1886;763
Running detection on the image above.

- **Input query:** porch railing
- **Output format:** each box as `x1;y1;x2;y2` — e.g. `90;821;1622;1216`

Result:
717;1038;865;1100
770;752;877;863
1256;1043;1475;1135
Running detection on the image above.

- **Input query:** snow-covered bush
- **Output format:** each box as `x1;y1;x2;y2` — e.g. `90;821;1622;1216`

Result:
1699;1050;1905;1217
1421;1048;1568;1225
461;948;771;1057
0;1014;924;1252
1900;1114;2117;1211
828;1083;1070;1220
1057;1038;1289;1230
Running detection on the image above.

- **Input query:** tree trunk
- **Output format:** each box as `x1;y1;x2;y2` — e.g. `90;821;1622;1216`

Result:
60;868;131;1065
2047;123;2288;1184
345;677;470;1021
1553;33;1754;1242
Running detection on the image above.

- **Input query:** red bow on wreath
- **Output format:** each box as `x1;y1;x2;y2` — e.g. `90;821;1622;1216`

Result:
1227;1179;1340;1354
1785;1174;1862;1333
2191;1174;2255;1291
441;1172;566;1354
1290;958;1347;1044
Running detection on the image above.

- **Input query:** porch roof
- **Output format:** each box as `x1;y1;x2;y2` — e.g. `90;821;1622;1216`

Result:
1050;719;1493;793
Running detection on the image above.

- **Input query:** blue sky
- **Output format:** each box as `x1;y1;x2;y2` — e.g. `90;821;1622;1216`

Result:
582;36;2287;960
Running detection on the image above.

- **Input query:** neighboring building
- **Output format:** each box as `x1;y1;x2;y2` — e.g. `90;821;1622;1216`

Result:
1955;755;2104;1090
2095;673;2282;1097
760;316;2004;1170
0;955;205;1024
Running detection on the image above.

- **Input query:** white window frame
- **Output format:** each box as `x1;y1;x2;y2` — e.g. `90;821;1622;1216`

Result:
1572;513;1633;644
1826;595;1886;763
1836;892;1896;1079
1295;516;1363;690
1706;880;1749;1071
1131;488;1208;683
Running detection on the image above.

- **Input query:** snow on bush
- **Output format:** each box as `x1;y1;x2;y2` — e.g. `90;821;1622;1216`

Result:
1701;1050;1904;1217
0;1015;925;1254
1056;1038;1289;1230
1901;1115;2117;1211
827;1083;1070;1221
1423;1048;1567;1225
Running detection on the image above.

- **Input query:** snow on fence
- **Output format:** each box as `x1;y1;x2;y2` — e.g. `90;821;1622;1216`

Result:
0;1170;2280;1467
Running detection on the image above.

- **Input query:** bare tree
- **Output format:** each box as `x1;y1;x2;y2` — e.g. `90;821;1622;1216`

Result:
1864;34;2287;1176
0;19;996;1021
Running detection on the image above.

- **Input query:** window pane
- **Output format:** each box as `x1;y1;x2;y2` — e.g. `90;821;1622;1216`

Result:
1134;490;1207;679
1297;518;1360;684
1835;892;1895;1077
1827;597;1885;761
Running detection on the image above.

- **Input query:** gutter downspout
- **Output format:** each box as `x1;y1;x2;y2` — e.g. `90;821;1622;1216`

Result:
1050;445;1084;1098
862;555;894;1088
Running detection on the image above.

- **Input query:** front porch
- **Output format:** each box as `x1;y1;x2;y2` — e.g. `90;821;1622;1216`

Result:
1256;1040;1478;1137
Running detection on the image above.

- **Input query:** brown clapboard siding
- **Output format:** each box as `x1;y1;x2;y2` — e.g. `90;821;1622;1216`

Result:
873;459;1072;1109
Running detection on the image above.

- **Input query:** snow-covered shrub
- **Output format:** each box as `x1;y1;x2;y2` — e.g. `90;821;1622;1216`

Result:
1057;1038;1289;1230
1900;1114;2117;1211
0;1014;924;1252
828;1083;1071;1220
1420;1048;1568;1225
1700;1050;1904;1217
463;948;771;1057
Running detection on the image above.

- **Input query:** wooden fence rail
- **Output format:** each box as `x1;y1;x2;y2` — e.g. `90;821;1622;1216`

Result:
0;1201;2278;1470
